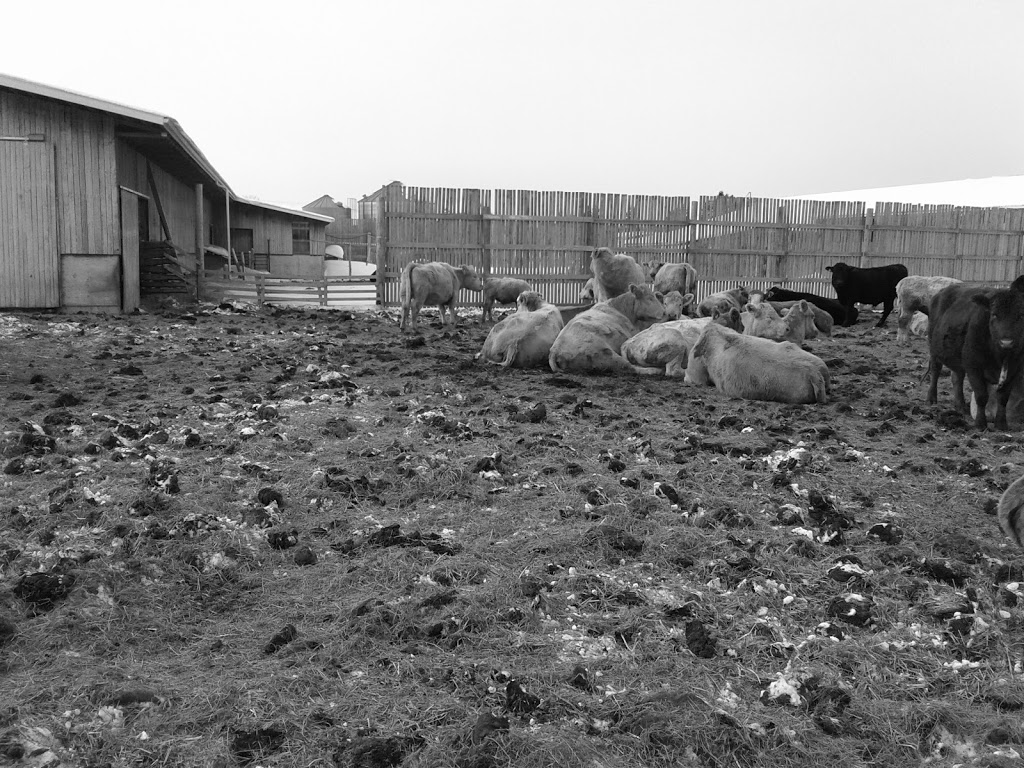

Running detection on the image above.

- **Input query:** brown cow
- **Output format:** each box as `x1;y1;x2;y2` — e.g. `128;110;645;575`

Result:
648;262;698;298
482;277;534;322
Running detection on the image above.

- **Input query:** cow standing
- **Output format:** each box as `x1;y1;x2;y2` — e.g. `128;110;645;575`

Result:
399;261;484;331
927;280;1024;430
825;262;909;327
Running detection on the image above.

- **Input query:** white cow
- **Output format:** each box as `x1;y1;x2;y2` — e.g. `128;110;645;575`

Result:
590;247;647;303
549;283;668;374
399;261;484;331
648;262;698;297
684;323;831;404
621;308;742;377
742;300;811;344
698;287;749;318
895;275;963;345
477;291;564;368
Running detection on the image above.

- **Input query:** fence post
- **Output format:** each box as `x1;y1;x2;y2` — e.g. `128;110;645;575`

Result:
771;204;788;285
480;205;492;278
256;275;265;308
859;207;874;268
376;194;389;308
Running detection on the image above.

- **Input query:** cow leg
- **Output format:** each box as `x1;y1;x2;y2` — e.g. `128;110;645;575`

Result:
950;368;969;415
876;299;894;327
896;307;912;344
410;300;422;330
965;369;989;429
446;301;459;327
843;302;856;326
482;300;492;323
927;357;941;405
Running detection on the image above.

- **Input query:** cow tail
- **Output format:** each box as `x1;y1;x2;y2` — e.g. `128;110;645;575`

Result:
400;263;415;306
999;475;1024;547
813;376;829;404
501;340;519;368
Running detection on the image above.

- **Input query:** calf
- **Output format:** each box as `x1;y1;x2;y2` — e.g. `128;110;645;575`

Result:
481;277;534;322
753;297;832;337
621;308;742;378
763;286;850;325
579;278;596;304
477;291;564;368
825;262;909;327
648;262;698;298
399;261;484;331
742;300;810;344
590;247;647;302
548;283;667;374
927;281;1024;430
662;290;695;320
894;275;962;345
684;323;831;404
697;287;749;318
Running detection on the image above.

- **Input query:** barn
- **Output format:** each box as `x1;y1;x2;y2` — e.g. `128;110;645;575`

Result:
0;73;332;312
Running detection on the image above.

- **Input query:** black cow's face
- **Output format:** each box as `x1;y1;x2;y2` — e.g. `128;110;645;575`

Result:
828;264;851;288
989;291;1024;351
764;287;779;300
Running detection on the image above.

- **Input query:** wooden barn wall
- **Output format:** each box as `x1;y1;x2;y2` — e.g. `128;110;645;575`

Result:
116;142;214;253
225;206;327;259
0;90;119;256
376;185;1024;306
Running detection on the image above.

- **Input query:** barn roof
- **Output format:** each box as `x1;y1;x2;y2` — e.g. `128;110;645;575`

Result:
0;73;330;223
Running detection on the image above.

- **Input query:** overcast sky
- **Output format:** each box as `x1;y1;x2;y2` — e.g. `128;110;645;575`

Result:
3;0;1023;208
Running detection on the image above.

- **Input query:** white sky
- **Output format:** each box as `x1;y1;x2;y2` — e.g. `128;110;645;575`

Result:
3;0;1023;208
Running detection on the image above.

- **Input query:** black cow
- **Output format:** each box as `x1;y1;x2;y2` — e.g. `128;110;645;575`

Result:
762;286;851;325
825;262;909;327
927;279;1024;430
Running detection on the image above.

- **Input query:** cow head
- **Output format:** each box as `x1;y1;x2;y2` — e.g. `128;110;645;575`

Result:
459;265;484;292
661;290;693;320
629;283;668;327
826;263;852;289
647;262;664;282
712;307;743;331
764;286;782;300
517;291;544;312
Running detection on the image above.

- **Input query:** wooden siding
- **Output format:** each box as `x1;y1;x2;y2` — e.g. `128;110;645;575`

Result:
116;141;214;253
0;90;119;256
226;204;328;264
0;140;59;307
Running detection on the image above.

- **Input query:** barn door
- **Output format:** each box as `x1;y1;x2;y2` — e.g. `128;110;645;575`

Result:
0;140;59;307
119;187;145;312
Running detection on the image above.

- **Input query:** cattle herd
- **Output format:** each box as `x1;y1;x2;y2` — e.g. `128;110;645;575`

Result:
397;250;1024;546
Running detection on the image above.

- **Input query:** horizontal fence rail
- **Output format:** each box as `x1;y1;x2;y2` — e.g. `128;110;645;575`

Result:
202;272;377;309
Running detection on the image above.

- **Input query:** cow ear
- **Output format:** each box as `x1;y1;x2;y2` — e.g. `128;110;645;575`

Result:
825;266;833;272
1011;275;1024;294
655;291;665;301
629;283;641;296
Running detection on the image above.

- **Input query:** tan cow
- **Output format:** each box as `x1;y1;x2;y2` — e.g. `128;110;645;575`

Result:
895;275;963;345
684;323;831;404
482;277;534;322
753;298;833;337
548;283;668;374
477;291;564;368
621;308;742;378
648;262;698;297
399;261;484;331
697;287;749;318
742;300;810;344
662;291;695;320
999;473;1024;547
590;247;647;303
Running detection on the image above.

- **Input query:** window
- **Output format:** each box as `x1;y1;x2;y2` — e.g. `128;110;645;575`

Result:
292;222;311;255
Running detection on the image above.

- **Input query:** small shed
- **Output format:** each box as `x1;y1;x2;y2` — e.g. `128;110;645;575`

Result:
0;73;332;312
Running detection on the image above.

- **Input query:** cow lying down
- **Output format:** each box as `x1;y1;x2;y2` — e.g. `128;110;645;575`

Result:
548;283;667;374
749;295;833;337
621;308;742;377
741;300;814;343
684;323;831;404
477;291;564;368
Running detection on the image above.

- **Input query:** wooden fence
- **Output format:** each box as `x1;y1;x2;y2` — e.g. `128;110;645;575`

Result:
202;272;376;308
374;186;1024;306
200;185;1024;310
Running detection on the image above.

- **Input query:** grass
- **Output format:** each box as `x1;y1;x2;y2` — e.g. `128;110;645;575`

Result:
1;301;1023;767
